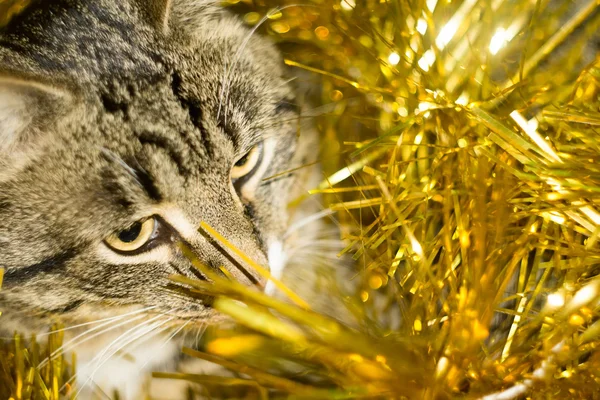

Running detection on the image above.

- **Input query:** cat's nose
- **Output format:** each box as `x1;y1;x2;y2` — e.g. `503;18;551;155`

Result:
161;200;270;289
176;228;269;290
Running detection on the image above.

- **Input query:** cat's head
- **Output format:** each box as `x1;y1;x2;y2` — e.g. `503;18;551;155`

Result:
0;0;317;327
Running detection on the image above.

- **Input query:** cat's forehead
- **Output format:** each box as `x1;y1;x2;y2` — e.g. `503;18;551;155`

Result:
0;0;295;221
172;47;288;147
0;0;289;113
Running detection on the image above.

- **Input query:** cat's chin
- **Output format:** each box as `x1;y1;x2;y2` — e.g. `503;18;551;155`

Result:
74;329;184;400
41;304;218;399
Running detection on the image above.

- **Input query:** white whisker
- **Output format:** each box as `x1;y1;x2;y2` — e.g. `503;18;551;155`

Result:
88;380;113;400
126;322;176;356
217;4;316;122
70;314;175;398
193;322;207;347
87;312;172;368
218;10;275;122
39;306;158;337
276;76;298;88
290;251;343;261
38;307;158;369
254;98;353;131
288;239;345;248
63;318;158;395
287;246;345;258
139;320;190;370
284;209;337;238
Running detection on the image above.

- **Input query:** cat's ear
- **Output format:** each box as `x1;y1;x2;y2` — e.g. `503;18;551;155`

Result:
0;76;71;156
137;0;173;34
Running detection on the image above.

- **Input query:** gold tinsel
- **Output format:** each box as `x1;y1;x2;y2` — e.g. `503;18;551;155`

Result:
171;0;600;398
4;0;600;399
0;330;75;400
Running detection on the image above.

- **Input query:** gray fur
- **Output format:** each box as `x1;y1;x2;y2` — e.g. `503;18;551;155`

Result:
0;0;319;333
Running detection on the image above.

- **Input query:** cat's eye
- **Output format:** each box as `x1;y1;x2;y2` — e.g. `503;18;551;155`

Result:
231;143;263;181
105;218;157;253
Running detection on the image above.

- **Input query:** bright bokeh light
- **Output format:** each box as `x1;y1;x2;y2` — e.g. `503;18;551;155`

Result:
340;0;355;10
489;28;508;55
417;49;436;72
435;20;458;49
547;293;565;308
388;52;401;66
416;18;427;35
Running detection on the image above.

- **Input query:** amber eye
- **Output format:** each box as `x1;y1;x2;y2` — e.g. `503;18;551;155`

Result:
105;218;156;253
231;144;262;181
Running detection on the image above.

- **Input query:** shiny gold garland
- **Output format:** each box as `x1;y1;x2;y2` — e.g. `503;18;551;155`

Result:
177;0;600;398
3;0;600;398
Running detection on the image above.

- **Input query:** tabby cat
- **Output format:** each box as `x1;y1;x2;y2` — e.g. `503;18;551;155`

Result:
0;0;326;397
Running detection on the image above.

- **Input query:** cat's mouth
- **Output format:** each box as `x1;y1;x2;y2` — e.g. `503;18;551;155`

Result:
54;298;220;332
165;281;216;310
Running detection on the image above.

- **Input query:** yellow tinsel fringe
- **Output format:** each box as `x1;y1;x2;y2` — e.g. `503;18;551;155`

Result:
0;329;75;400
4;0;600;399
173;0;600;398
